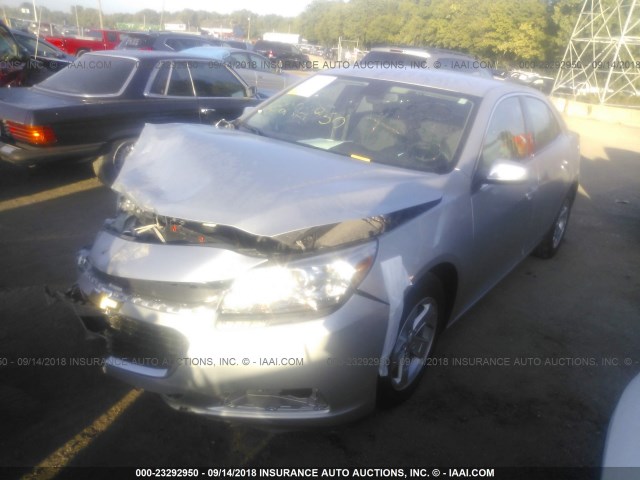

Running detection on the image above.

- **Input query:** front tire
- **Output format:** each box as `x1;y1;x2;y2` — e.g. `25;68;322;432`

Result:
92;138;136;186
378;274;444;406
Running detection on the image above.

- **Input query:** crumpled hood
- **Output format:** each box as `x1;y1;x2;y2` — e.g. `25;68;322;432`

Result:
112;123;443;237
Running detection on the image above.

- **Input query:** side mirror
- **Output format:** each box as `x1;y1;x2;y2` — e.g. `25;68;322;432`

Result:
485;159;529;184
246;85;258;98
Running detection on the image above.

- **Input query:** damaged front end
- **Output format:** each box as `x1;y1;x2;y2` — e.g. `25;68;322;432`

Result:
58;194;441;425
57;122;446;425
109;193;436;254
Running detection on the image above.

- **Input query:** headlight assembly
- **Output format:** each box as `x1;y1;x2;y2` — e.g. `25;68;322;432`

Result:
220;241;378;318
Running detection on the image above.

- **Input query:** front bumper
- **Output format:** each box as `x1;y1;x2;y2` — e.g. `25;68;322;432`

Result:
0;139;104;166
67;247;389;427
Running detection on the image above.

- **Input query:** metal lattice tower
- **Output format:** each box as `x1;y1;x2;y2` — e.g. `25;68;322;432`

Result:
552;0;640;104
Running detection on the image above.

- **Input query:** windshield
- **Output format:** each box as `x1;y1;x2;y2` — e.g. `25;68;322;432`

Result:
36;55;137;95
241;74;475;173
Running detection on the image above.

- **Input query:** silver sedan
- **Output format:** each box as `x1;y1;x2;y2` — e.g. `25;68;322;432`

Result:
68;67;580;426
182;46;298;98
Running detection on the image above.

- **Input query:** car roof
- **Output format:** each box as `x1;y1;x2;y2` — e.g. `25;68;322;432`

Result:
81;49;230;62
369;46;478;60
323;66;541;98
125;31;210;39
181;46;248;59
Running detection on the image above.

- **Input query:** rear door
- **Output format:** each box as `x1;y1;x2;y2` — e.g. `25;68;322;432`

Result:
143;59;203;124
521;95;576;249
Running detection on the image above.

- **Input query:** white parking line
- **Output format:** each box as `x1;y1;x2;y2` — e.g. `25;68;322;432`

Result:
0;178;100;213
21;389;142;480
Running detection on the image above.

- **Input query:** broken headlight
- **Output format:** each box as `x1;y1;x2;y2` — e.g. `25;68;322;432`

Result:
220;241;377;317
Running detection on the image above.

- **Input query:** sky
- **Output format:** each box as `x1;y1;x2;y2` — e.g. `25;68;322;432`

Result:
4;0;313;16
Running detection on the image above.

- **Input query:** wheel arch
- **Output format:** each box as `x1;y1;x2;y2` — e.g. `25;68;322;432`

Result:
568;180;579;203
412;261;458;328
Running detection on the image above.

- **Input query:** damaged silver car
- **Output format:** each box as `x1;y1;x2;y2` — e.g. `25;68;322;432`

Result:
67;68;580;426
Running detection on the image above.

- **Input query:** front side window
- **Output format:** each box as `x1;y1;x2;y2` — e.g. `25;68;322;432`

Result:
189;61;246;97
480;96;530;171
241;75;475;173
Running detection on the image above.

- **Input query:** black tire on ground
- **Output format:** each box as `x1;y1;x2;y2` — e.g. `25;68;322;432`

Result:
532;194;574;259
92;138;136;186
377;273;445;406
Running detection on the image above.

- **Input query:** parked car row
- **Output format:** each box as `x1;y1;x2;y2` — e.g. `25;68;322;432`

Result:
0;50;261;183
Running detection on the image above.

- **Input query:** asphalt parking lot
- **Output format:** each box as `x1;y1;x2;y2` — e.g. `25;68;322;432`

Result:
0;115;638;479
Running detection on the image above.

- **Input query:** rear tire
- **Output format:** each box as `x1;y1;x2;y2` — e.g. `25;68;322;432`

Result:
533;194;574;259
92;138;136;186
378;274;444;406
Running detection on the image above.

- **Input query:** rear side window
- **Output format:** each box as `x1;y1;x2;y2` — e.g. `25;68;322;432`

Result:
165;38;211;51
148;61;246;97
120;35;153;49
522;97;561;152
480;96;530;169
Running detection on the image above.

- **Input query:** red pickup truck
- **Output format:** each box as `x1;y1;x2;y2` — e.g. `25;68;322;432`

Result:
44;29;124;56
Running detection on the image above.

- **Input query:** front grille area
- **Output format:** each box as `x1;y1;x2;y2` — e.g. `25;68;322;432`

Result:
106;315;188;369
91;267;226;307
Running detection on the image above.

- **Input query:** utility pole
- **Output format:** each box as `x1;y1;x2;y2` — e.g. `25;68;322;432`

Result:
97;0;104;30
552;0;640;105
75;5;80;35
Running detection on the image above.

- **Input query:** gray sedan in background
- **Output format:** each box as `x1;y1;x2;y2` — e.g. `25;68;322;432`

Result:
183;46;299;98
67;68;580;426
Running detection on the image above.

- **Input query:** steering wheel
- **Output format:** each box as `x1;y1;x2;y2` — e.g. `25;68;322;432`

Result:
406;142;449;172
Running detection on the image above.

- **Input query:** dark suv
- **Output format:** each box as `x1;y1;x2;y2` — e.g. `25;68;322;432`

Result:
253;40;309;69
361;47;493;78
117;32;230;51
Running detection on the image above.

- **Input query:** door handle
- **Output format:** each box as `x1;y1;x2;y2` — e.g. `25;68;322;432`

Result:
200;108;217;115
